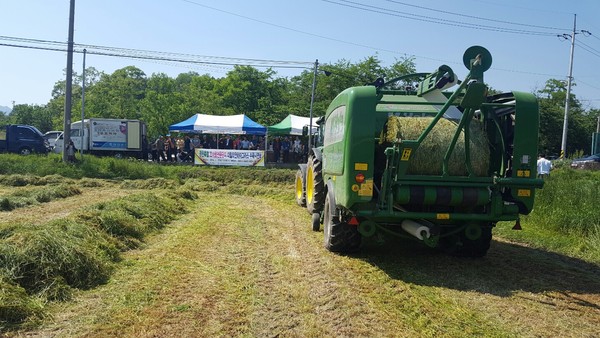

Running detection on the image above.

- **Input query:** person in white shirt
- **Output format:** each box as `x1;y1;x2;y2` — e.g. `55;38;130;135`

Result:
537;154;552;178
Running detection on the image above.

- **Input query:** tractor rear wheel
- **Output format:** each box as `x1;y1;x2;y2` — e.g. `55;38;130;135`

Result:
323;192;361;253
306;156;324;214
295;169;306;207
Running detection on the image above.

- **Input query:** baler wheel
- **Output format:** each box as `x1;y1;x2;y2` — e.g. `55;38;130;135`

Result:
306;156;324;214
444;223;492;257
311;212;321;232
323;193;361;253
295;169;306;207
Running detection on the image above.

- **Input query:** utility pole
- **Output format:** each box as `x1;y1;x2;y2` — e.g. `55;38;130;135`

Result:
308;59;318;151
81;48;86;160
560;14;577;159
63;0;75;162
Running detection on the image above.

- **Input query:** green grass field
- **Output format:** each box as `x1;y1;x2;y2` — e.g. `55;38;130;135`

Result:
0;153;598;336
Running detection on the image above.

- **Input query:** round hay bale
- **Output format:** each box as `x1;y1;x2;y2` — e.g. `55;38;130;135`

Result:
383;116;490;176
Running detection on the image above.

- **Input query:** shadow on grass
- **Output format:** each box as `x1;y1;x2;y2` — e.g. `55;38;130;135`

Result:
353;236;600;303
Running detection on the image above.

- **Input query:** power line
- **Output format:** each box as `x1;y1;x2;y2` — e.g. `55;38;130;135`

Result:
322;0;562;36
0;34;572;80
175;0;579;76
576;79;600;91
382;0;570;31
577;40;600;57
0;36;313;69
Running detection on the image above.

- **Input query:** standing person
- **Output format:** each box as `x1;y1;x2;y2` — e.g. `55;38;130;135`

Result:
202;135;210;149
240;137;250;150
66;140;76;162
537;154;552;178
281;137;290;163
191;135;202;152
293;137;301;162
167;136;177;162
273;137;281;163
155;136;165;162
150;140;158;162
184;136;192;154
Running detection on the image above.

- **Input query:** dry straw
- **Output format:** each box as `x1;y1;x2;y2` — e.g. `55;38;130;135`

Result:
384;116;490;176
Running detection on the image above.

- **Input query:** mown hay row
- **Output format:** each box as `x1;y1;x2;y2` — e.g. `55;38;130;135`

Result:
383;116;490;176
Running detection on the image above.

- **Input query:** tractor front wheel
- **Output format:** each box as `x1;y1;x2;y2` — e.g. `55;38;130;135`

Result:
306;156;324;214
295;169;306;207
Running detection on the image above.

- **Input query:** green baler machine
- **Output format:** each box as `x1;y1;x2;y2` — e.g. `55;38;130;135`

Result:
296;46;544;257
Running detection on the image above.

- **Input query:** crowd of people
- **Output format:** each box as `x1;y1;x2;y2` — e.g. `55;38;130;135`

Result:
150;134;308;164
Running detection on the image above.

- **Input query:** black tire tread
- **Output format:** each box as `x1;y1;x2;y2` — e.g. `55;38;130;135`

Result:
306;156;325;214
323;193;361;253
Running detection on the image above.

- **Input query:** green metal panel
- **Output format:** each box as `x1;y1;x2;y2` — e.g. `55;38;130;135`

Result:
509;91;540;214
323;86;378;209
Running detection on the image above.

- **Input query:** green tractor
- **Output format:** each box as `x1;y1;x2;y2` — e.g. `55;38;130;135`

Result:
295;46;543;257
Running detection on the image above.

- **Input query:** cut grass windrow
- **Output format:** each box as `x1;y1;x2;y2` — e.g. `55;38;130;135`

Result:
0;188;196;327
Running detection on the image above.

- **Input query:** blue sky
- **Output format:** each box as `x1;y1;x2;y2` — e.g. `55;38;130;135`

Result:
1;0;600;110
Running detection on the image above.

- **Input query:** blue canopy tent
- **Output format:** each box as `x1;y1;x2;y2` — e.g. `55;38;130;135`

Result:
168;114;266;135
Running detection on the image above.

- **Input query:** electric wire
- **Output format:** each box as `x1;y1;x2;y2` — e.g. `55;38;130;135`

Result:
577;40;600;56
0;35;314;69
322;0;562;36
382;0;569;31
576;42;600;59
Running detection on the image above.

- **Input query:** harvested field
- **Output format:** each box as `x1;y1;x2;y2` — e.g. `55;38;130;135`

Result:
4;183;598;338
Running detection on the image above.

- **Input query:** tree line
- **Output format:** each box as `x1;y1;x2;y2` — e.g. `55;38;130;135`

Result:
1;55;598;156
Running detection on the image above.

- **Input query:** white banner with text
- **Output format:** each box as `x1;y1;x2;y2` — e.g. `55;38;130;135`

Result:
194;149;265;167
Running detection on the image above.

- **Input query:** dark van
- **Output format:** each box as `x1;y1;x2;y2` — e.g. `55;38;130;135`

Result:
0;124;49;155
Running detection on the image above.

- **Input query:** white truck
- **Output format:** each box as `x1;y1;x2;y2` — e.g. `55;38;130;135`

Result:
55;118;148;159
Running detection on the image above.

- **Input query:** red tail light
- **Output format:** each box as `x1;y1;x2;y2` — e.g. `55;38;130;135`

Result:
355;173;365;183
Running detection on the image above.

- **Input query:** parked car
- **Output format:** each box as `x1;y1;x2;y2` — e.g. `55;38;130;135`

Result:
0;124;49;155
43;131;63;149
570;154;600;169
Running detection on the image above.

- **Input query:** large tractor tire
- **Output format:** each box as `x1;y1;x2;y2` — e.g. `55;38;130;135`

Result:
323;191;361;253
306;156;325;214
295;169;306;207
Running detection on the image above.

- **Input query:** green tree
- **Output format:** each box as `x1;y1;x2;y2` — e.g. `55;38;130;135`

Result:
46;67;104;130
9;104;53;132
140;73;179;138
85;66;147;119
217;66;288;125
536;79;593;156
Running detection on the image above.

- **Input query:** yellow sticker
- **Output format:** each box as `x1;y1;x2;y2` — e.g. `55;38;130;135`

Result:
351;184;359;192
517;170;531;178
436;213;450;220
401;148;412;161
355;163;368;171
358;179;373;197
517;189;531;197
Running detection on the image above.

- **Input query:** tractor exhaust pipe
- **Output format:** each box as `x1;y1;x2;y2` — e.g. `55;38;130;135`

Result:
401;220;431;240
